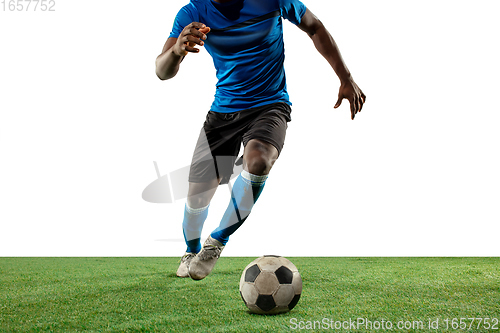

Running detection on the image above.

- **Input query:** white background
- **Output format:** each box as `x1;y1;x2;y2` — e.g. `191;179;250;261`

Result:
0;0;499;257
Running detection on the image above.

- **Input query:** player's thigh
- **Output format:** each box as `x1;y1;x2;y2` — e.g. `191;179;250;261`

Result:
242;103;290;158
242;104;291;173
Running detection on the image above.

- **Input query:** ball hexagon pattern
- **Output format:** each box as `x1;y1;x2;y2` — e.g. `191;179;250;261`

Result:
239;255;302;314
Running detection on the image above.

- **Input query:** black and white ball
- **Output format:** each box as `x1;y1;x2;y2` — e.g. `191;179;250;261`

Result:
239;255;302;314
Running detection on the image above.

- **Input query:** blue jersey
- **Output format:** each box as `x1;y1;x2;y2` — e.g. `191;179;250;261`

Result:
169;0;307;113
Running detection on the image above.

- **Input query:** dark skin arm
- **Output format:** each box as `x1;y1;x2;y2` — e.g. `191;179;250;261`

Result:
155;22;211;80
298;9;366;120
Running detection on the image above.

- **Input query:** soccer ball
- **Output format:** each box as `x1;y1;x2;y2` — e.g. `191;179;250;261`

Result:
239;255;302;314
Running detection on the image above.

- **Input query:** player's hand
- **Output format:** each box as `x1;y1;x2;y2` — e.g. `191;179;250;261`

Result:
334;78;366;120
173;22;211;57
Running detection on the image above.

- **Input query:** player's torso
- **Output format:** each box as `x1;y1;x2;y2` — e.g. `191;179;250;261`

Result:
190;0;283;55
186;0;289;112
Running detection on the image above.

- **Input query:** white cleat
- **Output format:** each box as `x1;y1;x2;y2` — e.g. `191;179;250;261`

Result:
176;252;196;278
188;236;225;280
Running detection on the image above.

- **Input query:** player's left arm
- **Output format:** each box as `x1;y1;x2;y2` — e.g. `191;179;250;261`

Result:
298;8;366;120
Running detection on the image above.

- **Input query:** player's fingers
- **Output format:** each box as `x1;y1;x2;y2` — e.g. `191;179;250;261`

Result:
181;24;201;39
350;100;356;120
334;96;342;108
361;92;366;103
187;22;206;30
354;96;361;114
359;96;364;112
180;35;192;45
184;45;200;53
199;27;211;35
187;35;204;46
188;27;207;40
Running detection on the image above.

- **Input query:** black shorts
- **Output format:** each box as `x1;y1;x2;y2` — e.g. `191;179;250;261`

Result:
188;102;292;184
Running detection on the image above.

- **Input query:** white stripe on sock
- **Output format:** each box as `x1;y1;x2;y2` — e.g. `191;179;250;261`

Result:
186;203;209;215
241;170;268;185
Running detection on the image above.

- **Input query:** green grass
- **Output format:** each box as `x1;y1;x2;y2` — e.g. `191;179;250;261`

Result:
0;258;499;332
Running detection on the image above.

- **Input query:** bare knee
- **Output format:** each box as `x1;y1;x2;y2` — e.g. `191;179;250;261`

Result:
245;155;272;175
244;140;278;176
187;195;211;209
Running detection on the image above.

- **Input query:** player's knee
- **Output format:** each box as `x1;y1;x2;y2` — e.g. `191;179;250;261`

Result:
186;179;219;208
245;154;273;176
187;195;211;209
244;139;278;175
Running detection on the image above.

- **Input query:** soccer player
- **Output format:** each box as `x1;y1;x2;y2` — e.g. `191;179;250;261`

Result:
156;0;366;280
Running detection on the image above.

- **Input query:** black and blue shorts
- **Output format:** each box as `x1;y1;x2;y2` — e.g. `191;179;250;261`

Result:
188;102;292;184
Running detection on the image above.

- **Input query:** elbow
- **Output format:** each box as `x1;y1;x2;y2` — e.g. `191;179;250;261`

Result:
156;71;169;81
158;72;176;81
155;59;173;81
155;60;164;80
156;72;166;81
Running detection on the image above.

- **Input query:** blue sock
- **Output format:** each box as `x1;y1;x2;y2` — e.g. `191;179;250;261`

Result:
211;170;267;245
182;203;209;253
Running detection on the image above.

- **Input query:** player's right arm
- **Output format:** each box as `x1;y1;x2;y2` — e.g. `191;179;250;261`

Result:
155;22;210;81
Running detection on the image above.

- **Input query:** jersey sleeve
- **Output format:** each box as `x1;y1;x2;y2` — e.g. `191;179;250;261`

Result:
168;4;199;39
279;0;307;26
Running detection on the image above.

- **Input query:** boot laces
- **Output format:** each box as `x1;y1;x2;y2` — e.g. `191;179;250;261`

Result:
199;244;222;261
